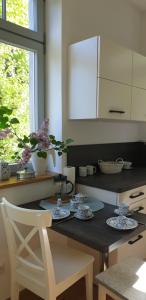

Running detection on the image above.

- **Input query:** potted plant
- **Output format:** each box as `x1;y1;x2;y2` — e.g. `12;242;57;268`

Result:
0;106;73;175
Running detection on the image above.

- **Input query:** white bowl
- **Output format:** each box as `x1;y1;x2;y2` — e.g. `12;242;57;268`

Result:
98;161;123;174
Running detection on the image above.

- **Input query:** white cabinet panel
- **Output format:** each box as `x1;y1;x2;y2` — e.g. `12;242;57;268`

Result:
131;87;146;121
118;185;146;205
133;52;146;89
68;37;98;119
129;199;146;214
110;231;146;265
100;38;132;85
98;79;131;120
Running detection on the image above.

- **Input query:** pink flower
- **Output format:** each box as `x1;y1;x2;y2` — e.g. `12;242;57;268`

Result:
0;129;12;140
21;147;31;165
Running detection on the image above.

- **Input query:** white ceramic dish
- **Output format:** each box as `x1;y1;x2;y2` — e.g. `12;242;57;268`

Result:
98;160;123;174
106;216;138;230
52;209;70;220
114;208;132;216
74;212;94;220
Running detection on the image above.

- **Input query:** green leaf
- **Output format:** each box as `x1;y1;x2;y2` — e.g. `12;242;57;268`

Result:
58;151;62;156
10;117;19;124
18;142;24;148
22;135;29;143
49;135;55;140
30;138;38;146
0;106;13;115
37;151;47;159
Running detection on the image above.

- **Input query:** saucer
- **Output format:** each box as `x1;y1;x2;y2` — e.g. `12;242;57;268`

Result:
52;209;70;220
106;216;138;230
74;212;94;220
114;208;132;216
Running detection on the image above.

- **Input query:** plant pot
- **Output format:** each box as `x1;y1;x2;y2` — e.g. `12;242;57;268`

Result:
31;152;48;176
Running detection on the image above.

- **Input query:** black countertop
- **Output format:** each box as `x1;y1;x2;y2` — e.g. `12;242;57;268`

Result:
21;199;146;254
76;168;146;193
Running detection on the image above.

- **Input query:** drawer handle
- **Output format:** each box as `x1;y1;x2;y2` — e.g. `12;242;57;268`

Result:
128;234;143;245
109;110;125;114
134;206;144;213
129;192;144;199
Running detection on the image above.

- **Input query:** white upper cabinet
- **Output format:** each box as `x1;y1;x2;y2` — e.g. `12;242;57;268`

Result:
99;38;132;85
133;52;146;89
68;36;146;121
68;37;98;119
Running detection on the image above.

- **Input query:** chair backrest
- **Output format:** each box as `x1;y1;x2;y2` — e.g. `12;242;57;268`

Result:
1;197;56;298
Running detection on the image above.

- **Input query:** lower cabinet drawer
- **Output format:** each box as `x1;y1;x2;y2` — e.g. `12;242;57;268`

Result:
109;231;146;265
129;199;146;214
118;186;146;206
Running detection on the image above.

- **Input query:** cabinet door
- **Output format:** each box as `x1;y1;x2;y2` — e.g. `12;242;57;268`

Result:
131;87;146;121
110;231;146;265
98;78;131;120
68;37;98;119
133;52;146;89
99;38;132;85
129;199;146;214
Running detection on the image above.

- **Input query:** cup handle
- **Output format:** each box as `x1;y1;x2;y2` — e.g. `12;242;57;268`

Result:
66;180;74;195
93;166;96;174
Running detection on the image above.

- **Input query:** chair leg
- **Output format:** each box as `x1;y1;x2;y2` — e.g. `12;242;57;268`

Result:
11;281;19;300
85;265;93;300
98;284;106;300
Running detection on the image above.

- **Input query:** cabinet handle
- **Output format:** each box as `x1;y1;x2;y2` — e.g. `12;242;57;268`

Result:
109;110;125;114
128;234;143;245
134;206;144;213
129;192;144;199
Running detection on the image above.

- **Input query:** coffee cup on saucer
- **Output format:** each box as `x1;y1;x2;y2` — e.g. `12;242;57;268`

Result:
118;204;129;216
77;205;92;218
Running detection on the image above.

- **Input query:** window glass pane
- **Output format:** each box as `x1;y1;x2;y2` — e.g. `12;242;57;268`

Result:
0;1;2;18
6;0;35;30
0;42;34;162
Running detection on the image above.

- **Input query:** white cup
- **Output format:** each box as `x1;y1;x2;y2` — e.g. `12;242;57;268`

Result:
79;166;87;177
118;204;129;216
77;205;92;218
87;165;96;175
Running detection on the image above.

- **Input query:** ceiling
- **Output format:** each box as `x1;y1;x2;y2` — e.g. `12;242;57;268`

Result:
128;0;146;11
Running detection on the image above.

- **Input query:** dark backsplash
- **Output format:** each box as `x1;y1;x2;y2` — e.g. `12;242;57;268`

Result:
67;142;146;167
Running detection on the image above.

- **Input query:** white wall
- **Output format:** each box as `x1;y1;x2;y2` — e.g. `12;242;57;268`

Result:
61;0;143;145
45;0;63;171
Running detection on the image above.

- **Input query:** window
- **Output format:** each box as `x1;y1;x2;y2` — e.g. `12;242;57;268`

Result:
0;0;45;161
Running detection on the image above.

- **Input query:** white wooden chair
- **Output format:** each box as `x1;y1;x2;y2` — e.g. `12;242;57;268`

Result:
96;256;146;300
1;197;94;300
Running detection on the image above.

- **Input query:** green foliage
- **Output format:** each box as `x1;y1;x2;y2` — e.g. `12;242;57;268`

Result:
0;0;30;161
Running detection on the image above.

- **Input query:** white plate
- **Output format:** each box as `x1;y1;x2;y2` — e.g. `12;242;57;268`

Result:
74;213;94;220
52;209;70;220
106;216;138;230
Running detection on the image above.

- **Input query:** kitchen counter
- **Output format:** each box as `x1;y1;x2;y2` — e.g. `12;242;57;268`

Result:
76;167;146;193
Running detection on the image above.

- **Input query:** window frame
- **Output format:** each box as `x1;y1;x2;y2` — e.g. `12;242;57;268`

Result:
0;0;45;130
0;0;44;43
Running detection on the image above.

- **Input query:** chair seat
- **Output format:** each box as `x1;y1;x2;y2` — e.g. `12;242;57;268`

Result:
17;242;94;297
96;257;146;300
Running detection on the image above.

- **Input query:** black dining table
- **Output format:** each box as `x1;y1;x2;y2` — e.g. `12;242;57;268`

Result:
21;199;146;271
